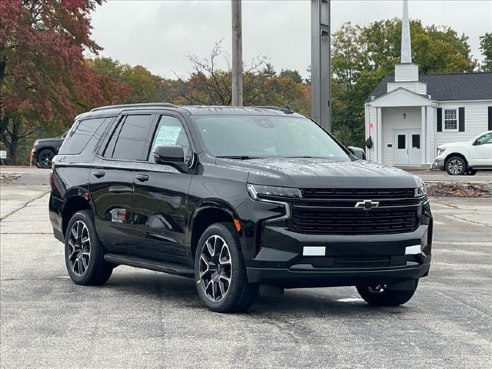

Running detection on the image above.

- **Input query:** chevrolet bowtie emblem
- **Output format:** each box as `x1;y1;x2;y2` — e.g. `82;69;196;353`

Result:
355;200;380;210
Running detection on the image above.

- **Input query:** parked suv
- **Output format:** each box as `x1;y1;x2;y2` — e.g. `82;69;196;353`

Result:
431;130;492;175
49;103;432;312
31;133;66;168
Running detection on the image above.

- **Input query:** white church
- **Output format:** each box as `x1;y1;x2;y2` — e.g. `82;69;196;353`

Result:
364;0;492;167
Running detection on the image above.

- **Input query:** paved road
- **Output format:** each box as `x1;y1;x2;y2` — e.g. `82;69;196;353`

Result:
1;186;491;368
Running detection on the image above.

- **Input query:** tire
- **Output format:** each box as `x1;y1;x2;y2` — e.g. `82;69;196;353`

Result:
195;222;258;313
356;281;418;307
37;149;55;169
445;156;466;175
65;210;113;286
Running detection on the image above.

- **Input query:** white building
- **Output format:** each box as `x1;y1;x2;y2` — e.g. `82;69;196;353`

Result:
364;0;492;168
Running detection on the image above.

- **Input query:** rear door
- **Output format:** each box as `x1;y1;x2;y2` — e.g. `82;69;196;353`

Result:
90;113;156;255
131;113;194;265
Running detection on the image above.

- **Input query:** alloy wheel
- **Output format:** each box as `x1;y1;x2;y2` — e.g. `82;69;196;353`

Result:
39;151;54;168
199;235;232;302
367;284;388;294
67;221;91;276
447;159;463;175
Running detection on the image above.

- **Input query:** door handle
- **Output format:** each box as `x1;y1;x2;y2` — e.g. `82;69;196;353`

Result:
135;174;149;182
93;170;105;178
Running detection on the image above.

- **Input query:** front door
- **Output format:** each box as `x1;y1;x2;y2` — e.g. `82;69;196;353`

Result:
394;131;422;165
470;132;492;167
132;114;194;265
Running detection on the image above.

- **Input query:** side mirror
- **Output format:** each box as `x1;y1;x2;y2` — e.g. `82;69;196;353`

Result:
347;146;366;160
153;145;188;171
473;140;481;146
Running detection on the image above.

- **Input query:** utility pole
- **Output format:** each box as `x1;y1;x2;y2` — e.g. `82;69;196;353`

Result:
231;0;243;106
311;0;331;132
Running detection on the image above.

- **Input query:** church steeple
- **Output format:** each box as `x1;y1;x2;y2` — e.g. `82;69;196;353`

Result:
391;0;425;92
401;0;412;63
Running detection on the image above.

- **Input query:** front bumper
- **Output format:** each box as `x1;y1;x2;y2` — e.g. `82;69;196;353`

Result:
247;261;430;288
245;221;432;288
431;158;445;171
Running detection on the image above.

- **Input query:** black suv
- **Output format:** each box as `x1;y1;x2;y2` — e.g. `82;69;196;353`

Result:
49;103;432;312
31;133;66;168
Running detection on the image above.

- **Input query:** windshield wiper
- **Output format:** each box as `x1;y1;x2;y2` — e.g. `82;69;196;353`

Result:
216;155;260;160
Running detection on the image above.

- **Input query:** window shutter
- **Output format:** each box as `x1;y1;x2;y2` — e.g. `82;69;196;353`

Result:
488;106;492;131
459;107;465;132
437;108;442;132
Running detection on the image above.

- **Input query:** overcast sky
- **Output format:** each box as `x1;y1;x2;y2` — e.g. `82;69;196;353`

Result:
90;0;492;79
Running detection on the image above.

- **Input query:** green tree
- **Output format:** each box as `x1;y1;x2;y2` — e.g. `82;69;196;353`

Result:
279;69;303;84
479;33;492;71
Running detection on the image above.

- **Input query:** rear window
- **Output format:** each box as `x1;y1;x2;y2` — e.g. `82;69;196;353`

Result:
59;117;107;155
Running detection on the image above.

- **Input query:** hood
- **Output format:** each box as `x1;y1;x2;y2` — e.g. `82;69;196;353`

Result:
33;137;64;147
216;158;422;189
439;142;469;149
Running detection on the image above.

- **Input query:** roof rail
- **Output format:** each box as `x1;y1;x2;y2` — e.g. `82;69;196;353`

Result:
255;106;294;114
90;103;178;112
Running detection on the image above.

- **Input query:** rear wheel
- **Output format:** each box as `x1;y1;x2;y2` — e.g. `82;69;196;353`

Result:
445;156;466;175
195;223;258;313
37;149;55;169
65;210;113;285
356;282;418;306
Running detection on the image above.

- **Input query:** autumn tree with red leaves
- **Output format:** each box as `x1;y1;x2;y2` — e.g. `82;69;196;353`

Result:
0;0;127;164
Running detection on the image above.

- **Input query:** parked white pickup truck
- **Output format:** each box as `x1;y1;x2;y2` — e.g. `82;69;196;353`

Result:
431;131;492;175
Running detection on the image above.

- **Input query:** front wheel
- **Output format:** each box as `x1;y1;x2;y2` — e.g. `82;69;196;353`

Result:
356;282;418;306
445;156;466;175
195;223;258;313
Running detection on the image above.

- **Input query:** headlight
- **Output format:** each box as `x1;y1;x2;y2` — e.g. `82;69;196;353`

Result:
247;184;302;200
414;184;427;197
436;147;446;156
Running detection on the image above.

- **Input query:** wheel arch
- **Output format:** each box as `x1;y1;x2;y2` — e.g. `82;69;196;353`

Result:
62;195;93;236
444;152;469;168
37;146;56;157
189;201;240;260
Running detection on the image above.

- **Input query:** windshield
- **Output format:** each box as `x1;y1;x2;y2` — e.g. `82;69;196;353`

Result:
192;115;351;161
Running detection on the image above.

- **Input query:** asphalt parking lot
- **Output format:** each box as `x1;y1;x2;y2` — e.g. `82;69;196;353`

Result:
1;170;491;368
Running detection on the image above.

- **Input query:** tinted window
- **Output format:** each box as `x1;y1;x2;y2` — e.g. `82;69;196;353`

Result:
150;116;191;162
59;118;106;155
112;115;152;161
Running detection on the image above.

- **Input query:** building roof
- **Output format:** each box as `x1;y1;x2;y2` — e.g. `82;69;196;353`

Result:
368;72;492;102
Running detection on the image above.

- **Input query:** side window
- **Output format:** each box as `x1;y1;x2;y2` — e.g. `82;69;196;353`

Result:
111;115;153;161
150;115;191;162
477;133;492;145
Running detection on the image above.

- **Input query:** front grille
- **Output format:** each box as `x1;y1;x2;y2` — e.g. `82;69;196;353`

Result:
302;188;415;199
289;206;419;235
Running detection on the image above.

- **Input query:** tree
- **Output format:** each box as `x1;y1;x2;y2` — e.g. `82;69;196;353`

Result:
175;42;309;114
279;69;303;84
0;0;125;164
331;19;476;147
479;33;492;71
87;57;171;104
